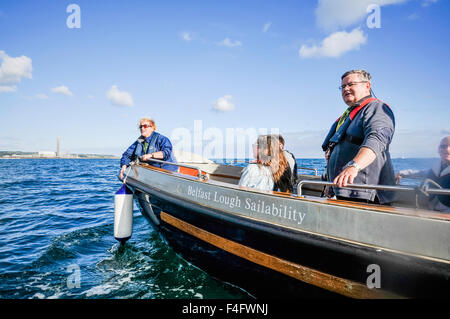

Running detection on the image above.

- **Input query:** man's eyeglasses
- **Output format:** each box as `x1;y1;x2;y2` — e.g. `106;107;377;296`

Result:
139;124;152;129
439;144;450;150
339;81;367;91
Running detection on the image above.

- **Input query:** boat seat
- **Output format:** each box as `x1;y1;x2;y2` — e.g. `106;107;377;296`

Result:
178;162;244;185
392;190;429;209
296;175;324;197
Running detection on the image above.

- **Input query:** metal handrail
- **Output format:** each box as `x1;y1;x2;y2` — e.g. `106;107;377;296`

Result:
297;180;417;197
426;188;450;195
422;179;450;196
297;167;318;176
425;188;450;195
297;179;450;198
139;158;205;180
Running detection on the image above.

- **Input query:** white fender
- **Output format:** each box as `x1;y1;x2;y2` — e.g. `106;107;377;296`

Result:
114;184;134;244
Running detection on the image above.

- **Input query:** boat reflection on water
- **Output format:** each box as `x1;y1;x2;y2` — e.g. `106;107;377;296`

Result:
118;156;450;299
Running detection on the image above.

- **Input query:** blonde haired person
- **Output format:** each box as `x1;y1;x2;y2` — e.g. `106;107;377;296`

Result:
119;117;177;179
239;135;292;192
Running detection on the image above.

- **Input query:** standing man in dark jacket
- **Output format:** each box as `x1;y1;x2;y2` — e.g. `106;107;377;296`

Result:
119;117;177;179
322;70;396;204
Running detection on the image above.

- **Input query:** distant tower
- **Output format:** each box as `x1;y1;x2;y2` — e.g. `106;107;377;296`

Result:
57;136;61;158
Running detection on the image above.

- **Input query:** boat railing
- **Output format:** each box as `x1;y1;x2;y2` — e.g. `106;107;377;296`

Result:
421;178;450;196
297;180;416;196
137;158;207;180
297;167;318;176
296;180;450;207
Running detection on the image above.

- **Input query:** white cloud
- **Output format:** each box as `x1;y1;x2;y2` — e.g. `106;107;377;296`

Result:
88;94;95;99
218;38;242;48
422;0;438;7
213;95;235;112
181;31;193;42
263;22;272;33
106;85;134;107
51;85;73;96
299;28;367;58
0;85;17;92
0;51;32;91
315;0;409;31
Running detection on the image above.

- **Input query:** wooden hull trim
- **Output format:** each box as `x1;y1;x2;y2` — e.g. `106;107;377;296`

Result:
161;211;399;299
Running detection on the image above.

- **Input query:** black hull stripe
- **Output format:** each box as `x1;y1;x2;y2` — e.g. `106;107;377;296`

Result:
161;211;399;299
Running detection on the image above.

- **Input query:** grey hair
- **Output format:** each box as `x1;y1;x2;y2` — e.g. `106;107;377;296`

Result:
341;69;372;82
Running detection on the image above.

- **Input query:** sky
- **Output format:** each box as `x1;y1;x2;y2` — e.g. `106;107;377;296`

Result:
0;0;449;158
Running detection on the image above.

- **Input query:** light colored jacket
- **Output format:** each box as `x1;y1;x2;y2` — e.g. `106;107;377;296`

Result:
239;164;274;191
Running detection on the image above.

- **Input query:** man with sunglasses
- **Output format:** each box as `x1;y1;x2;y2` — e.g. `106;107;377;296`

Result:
396;136;450;212
119;117;177;179
321;69;396;204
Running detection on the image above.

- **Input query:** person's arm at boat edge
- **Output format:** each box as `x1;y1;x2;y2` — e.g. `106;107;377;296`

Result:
395;169;428;184
119;141;138;179
333;147;376;187
334;103;395;187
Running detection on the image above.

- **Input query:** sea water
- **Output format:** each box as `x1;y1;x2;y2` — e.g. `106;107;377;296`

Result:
0;158;437;299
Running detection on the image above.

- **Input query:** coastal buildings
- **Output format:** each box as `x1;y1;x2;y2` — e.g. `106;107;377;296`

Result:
1;137;117;159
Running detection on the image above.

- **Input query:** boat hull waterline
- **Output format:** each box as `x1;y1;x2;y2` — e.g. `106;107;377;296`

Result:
123;164;450;299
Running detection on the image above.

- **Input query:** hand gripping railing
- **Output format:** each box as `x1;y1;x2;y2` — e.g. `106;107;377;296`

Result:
296;180;417;197
421;178;450;196
296;180;450;207
136;157;206;180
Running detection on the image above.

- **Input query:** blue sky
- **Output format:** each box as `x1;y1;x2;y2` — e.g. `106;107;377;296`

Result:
0;0;449;158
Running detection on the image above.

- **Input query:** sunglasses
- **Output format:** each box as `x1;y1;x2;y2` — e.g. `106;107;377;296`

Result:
139;124;152;129
339;81;368;91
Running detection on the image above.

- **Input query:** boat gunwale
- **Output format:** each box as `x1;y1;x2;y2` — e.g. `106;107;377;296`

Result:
133;163;450;222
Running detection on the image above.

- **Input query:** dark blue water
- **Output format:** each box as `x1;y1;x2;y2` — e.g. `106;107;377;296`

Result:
0;158;437;299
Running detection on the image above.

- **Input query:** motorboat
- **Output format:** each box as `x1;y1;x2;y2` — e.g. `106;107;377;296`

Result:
118;157;450;299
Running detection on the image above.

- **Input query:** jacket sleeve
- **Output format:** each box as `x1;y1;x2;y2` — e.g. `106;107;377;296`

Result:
322;121;338;151
238;165;254;188
120;141;138;167
156;135;173;160
398;169;428;179
361;102;395;156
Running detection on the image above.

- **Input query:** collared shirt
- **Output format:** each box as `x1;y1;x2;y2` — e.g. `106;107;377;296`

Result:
336;107;352;132
335;96;372;132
